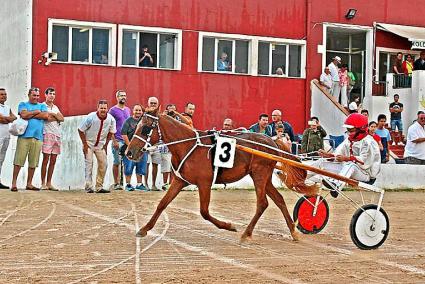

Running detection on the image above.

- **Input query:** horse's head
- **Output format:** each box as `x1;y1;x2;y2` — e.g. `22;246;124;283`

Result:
126;106;162;161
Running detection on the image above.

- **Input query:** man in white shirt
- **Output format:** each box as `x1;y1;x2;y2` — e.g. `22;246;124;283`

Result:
0;88;17;189
319;66;333;92
78;100;116;193
41;87;64;191
404;113;425;165
328;56;341;99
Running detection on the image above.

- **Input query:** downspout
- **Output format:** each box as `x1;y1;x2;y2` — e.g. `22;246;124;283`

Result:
305;0;312;127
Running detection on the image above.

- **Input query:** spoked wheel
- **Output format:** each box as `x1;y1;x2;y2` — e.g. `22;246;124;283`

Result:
350;204;389;250
293;195;329;234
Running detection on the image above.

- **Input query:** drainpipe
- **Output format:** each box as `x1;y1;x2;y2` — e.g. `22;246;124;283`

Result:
305;0;312;127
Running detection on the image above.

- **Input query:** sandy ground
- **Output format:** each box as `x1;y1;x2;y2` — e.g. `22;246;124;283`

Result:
0;188;424;283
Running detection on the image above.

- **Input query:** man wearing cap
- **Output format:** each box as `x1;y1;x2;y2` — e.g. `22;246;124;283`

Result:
328;56;342;100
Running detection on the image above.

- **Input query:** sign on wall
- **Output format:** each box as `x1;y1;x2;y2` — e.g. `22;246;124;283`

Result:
411;40;425;50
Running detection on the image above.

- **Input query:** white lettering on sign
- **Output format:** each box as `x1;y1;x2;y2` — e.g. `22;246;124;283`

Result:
214;137;236;168
411;40;425;50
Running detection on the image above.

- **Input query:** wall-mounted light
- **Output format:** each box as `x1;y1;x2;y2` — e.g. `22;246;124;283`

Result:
345;8;357;20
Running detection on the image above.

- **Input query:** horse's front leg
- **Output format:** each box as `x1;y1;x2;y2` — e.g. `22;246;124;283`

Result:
137;177;186;237
198;185;237;232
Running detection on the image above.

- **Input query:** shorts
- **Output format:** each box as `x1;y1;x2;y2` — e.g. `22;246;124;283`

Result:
14;137;43;168
112;141;124;165
390;119;403;132
123;152;148;176
161;153;172;173
42;133;61;155
148;150;161;164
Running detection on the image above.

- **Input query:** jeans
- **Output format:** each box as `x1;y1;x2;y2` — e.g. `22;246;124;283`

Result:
390;119;403;132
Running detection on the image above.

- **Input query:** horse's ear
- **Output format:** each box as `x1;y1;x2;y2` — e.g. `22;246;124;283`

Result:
141;105;145;113
157;105;162;114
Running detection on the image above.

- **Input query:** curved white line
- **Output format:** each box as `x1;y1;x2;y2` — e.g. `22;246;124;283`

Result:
0;194;28;226
0;203;56;244
132;203;141;284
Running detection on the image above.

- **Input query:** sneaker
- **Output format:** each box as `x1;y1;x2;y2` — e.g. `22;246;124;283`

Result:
96;188;110;193
135;184;149;191
161;183;170;191
125;184;135;191
0;183;10;189
151;185;160;191
391;142;396;146
41;185;48;190
113;183;123;190
85;187;94;193
322;179;340;198
397;142;405;146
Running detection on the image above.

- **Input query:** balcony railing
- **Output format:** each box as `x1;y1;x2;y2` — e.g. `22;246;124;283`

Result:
393;74;412;89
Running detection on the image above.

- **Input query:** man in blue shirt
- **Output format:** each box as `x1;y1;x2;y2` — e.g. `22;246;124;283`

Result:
11;88;49;192
375;114;392;163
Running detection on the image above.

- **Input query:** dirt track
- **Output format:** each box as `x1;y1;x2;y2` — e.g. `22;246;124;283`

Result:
0;189;424;283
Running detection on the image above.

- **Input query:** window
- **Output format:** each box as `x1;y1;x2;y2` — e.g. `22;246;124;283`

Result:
48;19;116;65
201;37;249;74
199;32;305;78
118;25;182;70
258;42;303;76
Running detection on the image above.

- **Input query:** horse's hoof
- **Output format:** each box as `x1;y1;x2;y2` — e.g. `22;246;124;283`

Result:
291;231;300;242
228;223;237;232
240;233;252;244
136;229;147;238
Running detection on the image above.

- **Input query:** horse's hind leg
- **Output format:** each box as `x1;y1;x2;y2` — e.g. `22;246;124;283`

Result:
198;185;237;232
241;173;269;242
137;177;186;237
265;180;299;241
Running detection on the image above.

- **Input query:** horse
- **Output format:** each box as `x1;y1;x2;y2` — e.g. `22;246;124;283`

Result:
126;107;317;242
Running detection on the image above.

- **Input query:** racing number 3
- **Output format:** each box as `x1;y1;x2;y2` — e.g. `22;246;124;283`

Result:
219;142;231;162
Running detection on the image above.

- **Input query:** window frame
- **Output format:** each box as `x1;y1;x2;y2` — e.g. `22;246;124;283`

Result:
117;24;182;71
47;18;117;66
198;31;306;78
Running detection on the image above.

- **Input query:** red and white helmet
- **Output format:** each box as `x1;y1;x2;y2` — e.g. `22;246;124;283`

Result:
343;113;369;141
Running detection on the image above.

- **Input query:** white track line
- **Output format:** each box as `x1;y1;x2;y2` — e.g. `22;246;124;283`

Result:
0;203;56;244
64;203;301;284
131;202;142;284
64;203;169;284
0;193;28;226
173;206;425;277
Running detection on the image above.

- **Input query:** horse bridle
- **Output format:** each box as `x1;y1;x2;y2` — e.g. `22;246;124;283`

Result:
132;113;162;152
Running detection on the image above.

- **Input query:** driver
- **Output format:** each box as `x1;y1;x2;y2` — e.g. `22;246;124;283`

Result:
310;113;381;197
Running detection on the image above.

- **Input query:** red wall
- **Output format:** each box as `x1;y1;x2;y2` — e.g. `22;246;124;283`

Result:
31;0;307;131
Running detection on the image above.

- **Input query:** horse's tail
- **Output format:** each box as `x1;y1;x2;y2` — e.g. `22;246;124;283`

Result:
274;140;319;196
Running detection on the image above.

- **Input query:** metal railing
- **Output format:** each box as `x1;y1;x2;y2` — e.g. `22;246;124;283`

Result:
393;74;412;89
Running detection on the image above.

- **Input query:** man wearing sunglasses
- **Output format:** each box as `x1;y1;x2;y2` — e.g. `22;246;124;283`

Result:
11;88;49;192
404;112;425;165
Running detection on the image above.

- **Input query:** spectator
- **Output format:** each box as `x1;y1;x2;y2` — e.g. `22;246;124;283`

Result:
361;109;369;118
348;94;361;114
389;94;404;145
319;66;332;92
109;90;131;190
404;113;425;164
78;100;116;193
11;88;49;192
413;51;425;71
269;109;294;141
121;104;148;191
165;104;181;122
0;88;16;189
347;68;356;96
414;111;425;124
146;97;161;191
368;121;384;151
272;123;291;152
181;102;195;129
275;67;284;76
40;87;64;191
328;56;341;100
139;45;154;67
339;64;349;107
301;117;327;155
249;113;272;136
222;118;234;130
158;141;172;191
393;52;403;74
375;114;391;163
402;54;414;75
217;52;231;71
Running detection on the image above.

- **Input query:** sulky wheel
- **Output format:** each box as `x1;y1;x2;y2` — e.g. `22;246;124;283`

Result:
349;204;389;250
293;195;329;234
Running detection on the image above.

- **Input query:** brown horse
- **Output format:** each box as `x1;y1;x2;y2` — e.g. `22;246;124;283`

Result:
126;107;315;242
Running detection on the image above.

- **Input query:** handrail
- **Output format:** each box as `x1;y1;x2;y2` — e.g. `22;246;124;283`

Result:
311;79;349;116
